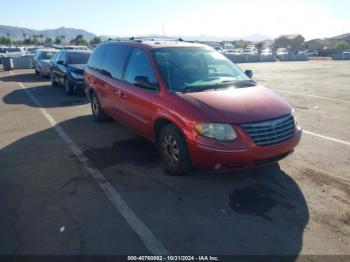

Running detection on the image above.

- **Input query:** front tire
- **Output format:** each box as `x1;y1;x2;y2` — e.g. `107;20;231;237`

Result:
50;72;58;87
159;124;192;175
64;78;74;95
90;92;109;122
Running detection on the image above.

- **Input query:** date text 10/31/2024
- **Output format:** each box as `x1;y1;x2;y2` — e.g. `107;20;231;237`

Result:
127;256;220;261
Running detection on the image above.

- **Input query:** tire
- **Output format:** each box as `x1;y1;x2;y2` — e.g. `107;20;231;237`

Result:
50;72;58;87
90;91;109;122
64;78;74;95
159;124;192;175
35;68;39;75
39;69;45;78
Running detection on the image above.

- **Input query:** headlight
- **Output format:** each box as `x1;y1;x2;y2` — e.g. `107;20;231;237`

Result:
71;72;84;80
291;109;302;131
194;123;237;141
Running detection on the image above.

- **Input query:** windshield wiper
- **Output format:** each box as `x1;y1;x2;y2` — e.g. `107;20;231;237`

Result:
182;84;217;93
182;80;257;93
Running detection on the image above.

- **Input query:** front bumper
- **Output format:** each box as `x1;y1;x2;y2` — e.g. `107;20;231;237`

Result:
188;127;302;172
39;67;50;76
67;77;85;91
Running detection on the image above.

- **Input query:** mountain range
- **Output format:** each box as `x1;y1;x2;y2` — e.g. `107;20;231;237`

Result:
0;25;96;41
1;25;349;44
0;25;272;42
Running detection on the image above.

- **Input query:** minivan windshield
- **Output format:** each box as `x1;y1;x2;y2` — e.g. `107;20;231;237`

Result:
153;47;250;92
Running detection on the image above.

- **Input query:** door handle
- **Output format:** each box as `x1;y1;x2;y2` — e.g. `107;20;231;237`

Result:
112;89;120;96
113;89;126;98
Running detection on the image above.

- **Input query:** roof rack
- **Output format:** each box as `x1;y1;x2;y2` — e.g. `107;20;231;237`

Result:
128;36;184;42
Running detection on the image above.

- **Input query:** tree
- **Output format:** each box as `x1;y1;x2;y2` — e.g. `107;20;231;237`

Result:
232;39;247;48
45;37;53;45
335;40;349;52
70;34;88;46
23;38;33;45
54;36;62;45
0;36;12;45
39;34;44;44
60;35;66;44
90;37;101;46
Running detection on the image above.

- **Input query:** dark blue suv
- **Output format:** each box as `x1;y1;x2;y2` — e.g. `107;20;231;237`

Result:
50;50;91;95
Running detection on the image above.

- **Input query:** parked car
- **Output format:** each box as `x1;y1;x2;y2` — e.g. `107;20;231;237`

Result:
224;49;242;55
0;46;26;57
50;50;91;95
63;45;89;51
84;40;302;175
26;47;41;55
34;49;58;77
343;49;350;55
243;47;258;55
213;46;223;52
303;49;319;57
261;48;272;56
276;48;289;56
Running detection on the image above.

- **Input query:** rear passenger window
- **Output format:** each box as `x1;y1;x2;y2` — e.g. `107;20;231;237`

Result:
124;48;157;87
103;45;132;80
87;45;107;71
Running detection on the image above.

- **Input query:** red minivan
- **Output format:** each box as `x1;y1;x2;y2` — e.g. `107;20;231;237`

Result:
85;39;302;175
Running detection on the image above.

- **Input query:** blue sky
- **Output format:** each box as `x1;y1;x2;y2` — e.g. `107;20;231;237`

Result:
1;0;349;39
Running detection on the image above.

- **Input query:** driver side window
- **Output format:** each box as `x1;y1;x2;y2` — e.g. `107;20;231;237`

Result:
124;48;157;89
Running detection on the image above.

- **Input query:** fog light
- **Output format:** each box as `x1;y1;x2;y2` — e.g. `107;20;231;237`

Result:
214;164;222;170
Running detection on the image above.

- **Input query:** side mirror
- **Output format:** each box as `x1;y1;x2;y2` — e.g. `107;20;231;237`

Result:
57;60;65;66
134;76;157;90
245;69;253;79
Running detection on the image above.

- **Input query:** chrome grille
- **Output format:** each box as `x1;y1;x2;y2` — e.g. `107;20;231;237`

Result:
241;114;295;146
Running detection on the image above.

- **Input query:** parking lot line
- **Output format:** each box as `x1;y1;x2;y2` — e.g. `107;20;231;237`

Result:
13;73;170;255
273;89;350;104
303;130;350;146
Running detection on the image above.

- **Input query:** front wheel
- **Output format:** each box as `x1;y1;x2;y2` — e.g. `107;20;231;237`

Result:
50;72;58;87
64;78;74;95
159;124;192;175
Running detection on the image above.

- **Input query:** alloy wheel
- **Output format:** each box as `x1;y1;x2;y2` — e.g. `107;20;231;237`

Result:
92;95;100;117
161;134;180;167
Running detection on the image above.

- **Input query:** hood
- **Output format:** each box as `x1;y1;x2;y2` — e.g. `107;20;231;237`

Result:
176;86;291;124
68;64;86;74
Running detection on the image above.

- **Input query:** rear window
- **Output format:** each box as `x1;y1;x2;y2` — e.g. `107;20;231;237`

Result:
67;52;91;65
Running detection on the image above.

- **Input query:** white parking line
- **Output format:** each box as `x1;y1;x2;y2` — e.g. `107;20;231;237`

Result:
13;73;170;255
303;130;350;146
273;89;350;104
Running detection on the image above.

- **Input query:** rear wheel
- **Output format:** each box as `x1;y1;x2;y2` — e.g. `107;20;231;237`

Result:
159;124;192;175
90;92;109;122
50;72;58;87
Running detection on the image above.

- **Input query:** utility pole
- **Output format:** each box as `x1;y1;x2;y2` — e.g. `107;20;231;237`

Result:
162;21;166;36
